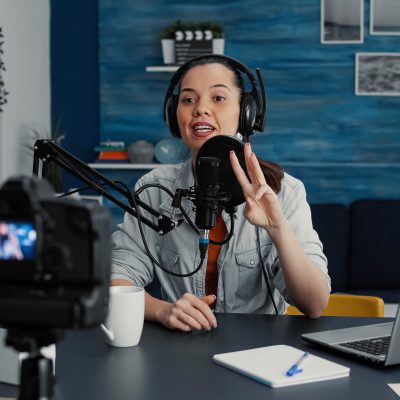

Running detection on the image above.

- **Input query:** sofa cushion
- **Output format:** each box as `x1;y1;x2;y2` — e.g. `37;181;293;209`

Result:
310;204;349;292
348;200;400;301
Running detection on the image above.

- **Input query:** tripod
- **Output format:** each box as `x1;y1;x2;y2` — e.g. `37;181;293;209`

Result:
6;329;62;400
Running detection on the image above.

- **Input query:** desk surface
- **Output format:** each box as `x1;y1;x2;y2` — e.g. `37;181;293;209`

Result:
1;314;399;400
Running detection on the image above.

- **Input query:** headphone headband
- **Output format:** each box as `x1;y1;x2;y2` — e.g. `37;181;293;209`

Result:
163;54;266;138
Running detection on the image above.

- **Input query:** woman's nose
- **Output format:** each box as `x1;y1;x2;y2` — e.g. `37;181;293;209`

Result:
193;99;211;116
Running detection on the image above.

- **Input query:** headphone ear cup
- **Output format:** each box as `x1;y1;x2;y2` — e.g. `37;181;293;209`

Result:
165;95;181;138
239;93;258;136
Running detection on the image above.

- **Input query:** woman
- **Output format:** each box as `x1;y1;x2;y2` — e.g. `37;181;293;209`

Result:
111;55;330;332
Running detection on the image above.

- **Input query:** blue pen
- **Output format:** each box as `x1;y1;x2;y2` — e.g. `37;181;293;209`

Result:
286;352;310;377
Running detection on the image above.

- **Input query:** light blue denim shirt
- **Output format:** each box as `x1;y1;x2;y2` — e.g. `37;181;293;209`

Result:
111;158;330;314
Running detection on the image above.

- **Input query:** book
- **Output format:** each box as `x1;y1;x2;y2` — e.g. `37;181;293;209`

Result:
212;344;350;388
97;151;128;160
94;145;127;152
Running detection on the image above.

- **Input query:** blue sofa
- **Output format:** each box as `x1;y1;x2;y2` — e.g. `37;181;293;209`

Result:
146;200;400;303
311;200;400;303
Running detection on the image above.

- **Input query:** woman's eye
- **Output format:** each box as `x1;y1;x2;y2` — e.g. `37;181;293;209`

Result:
215;96;226;102
181;97;195;104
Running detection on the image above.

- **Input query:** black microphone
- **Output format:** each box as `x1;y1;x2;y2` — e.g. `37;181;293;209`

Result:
193;136;248;259
195;135;248;213
194;157;222;259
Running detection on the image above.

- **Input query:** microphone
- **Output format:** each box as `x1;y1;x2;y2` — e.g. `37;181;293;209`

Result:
193;136;248;259
194;157;222;259
195;135;248;213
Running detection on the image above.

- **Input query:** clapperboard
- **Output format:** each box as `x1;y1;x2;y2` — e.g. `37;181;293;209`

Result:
174;30;213;65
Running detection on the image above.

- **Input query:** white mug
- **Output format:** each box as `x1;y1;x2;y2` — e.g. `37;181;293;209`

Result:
101;286;145;347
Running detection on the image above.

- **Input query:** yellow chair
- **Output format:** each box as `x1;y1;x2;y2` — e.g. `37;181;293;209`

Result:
286;294;384;317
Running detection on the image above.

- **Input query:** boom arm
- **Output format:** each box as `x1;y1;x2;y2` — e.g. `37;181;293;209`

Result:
32;140;180;235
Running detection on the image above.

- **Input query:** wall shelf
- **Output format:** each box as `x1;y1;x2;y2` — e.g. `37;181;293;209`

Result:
145;65;179;72
88;163;176;170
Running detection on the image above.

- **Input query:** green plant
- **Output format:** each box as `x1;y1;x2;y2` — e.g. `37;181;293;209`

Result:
0;26;9;113
161;20;225;39
22;121;66;192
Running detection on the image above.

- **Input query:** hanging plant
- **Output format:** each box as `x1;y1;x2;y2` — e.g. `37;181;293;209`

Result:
0;26;9;113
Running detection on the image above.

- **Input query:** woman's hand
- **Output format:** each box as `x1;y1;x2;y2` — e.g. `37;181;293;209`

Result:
156;293;217;332
229;143;286;232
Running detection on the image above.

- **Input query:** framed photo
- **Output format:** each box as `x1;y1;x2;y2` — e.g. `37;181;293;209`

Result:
321;0;364;44
355;53;400;96
370;0;400;35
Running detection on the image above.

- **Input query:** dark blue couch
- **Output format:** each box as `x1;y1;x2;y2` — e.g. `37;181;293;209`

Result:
311;200;400;303
146;200;400;303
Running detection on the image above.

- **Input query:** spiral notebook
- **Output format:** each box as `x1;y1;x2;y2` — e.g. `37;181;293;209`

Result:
212;344;350;388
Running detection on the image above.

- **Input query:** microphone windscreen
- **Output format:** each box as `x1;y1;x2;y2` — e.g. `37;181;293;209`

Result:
195;136;249;210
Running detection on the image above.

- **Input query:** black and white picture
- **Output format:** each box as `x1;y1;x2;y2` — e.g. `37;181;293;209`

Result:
370;0;400;35
356;53;400;96
321;0;364;44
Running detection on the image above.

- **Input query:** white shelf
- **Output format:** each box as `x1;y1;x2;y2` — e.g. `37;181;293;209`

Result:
145;65;179;72
88;163;176;170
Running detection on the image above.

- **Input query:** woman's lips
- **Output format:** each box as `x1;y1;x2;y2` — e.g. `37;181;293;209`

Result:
192;123;216;138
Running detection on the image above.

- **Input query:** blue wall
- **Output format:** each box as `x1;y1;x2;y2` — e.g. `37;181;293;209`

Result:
51;0;99;190
53;0;400;204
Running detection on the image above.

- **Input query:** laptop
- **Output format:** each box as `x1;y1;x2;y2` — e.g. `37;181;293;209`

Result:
301;304;400;366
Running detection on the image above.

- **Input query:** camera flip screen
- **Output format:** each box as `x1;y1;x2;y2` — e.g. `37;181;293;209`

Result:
0;221;36;261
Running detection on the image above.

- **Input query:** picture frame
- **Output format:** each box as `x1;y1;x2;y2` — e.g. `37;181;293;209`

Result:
370;0;400;35
355;53;400;96
321;0;364;44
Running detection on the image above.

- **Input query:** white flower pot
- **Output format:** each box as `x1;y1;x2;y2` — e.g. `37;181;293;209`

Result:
161;39;175;65
212;38;225;55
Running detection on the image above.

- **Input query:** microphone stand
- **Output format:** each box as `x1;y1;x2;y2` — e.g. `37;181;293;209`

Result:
32;140;181;235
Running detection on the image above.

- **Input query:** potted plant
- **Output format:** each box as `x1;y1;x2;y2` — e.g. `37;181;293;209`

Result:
22;121;66;192
161;20;225;65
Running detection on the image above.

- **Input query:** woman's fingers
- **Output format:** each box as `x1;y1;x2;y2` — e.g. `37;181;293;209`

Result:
254;183;273;200
243;142;258;184
250;151;267;186
175;310;203;331
229;150;252;194
174;293;217;332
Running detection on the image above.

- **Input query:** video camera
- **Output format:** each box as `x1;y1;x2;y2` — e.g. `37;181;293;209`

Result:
0;176;112;331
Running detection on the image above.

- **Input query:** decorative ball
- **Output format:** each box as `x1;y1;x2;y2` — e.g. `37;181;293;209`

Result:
154;138;188;164
128;140;154;163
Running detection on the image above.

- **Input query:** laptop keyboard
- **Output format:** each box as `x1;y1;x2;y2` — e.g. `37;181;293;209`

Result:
340;336;390;356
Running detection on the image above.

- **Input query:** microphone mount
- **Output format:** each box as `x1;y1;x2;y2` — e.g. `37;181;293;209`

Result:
32;140;181;235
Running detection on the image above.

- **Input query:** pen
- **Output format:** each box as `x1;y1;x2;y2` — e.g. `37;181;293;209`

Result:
286;351;310;377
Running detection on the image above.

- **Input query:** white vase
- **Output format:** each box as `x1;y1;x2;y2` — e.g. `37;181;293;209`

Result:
161;39;175;64
212;38;225;55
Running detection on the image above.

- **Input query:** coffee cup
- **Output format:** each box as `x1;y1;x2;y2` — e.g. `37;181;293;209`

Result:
101;286;144;347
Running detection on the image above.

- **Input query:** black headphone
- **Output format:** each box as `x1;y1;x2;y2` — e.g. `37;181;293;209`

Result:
163;54;267;140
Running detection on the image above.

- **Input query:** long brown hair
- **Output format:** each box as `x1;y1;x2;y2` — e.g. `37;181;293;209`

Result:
258;158;284;194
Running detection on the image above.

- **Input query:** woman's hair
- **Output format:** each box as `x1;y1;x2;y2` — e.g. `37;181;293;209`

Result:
180;56;284;194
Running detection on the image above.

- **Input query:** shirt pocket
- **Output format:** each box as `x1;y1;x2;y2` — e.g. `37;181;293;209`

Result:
235;244;272;297
156;244;180;272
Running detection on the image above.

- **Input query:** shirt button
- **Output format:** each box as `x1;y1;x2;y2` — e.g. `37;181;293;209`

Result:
250;260;255;265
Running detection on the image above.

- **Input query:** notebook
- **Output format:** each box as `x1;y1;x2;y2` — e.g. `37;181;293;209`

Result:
212;344;349;388
301;303;400;366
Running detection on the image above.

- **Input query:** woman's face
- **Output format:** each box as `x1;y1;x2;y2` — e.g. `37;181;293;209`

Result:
176;63;241;158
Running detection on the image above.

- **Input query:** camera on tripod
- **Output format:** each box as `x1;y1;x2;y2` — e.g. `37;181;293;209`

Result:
0;176;111;331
